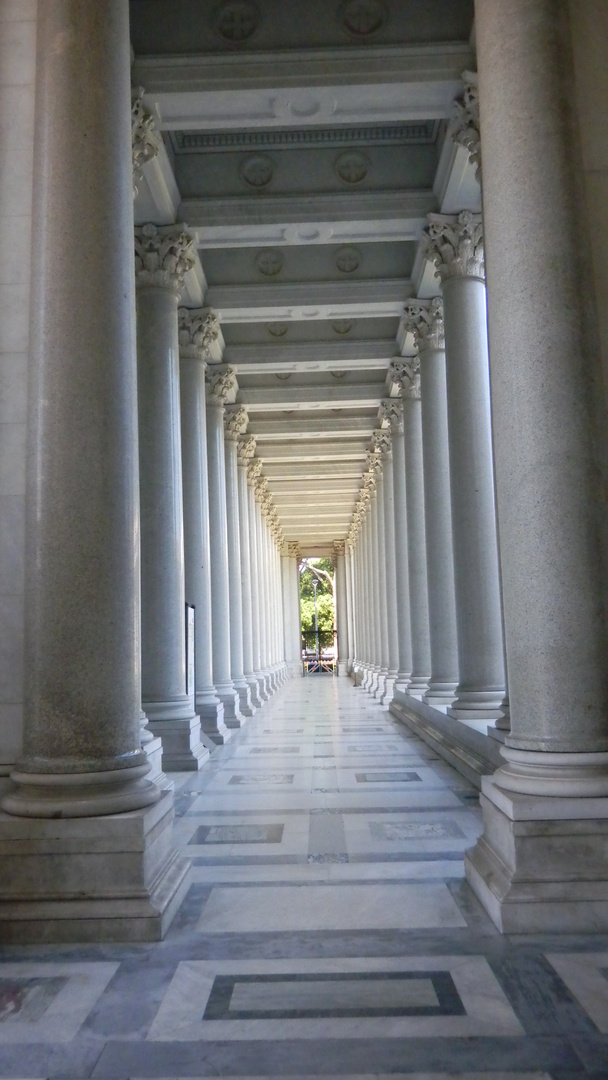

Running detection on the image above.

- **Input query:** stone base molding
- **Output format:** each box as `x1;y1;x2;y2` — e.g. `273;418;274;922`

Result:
0;793;190;943
465;777;608;933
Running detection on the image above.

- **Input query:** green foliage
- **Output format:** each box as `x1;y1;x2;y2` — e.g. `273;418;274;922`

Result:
299;558;334;600
299;559;335;650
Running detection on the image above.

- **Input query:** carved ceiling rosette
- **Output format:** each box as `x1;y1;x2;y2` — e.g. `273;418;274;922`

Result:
224;405;249;441
131;87;159;197
205;365;238;406
178;308;220;361
389;358;421;401
423;211;485;282
237;434;256;466
402;297;445;351
452;71;481;182
134;223;195;291
379;398;404;434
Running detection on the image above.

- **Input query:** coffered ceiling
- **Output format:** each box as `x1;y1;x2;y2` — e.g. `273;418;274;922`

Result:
130;0;477;554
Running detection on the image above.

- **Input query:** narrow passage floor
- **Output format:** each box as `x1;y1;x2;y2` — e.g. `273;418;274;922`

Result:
1;677;608;1079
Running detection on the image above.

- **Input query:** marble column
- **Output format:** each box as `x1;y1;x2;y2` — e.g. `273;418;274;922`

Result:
254;475;273;696
178;308;228;744
403;299;459;709
424;212;505;719
378;432;400;702
334;541;349;676
206;366;241;726
0;0;190;941
361;487;375;686
247;462;269;700
380;400;413;692
282;542;302;677
466;0;608;931
237;437;263;707
370;446;390;701
345;540;356;674
224;407;254;720
135;226;208;769
367;480;382;693
389;361;431;697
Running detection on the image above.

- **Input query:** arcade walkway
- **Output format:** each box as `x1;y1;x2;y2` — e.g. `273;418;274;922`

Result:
0;678;607;1078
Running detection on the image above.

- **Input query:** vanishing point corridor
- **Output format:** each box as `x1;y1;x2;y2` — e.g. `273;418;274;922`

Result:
1;678;608;1078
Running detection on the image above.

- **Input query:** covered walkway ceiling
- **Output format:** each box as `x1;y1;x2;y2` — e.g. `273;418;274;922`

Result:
130;0;477;553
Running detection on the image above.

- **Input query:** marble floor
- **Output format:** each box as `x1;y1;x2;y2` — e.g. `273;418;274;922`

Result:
1;677;608;1079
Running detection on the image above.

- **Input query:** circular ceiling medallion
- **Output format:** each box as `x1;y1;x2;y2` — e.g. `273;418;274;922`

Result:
335;151;369;185
267;322;288;337
255;249;284;277
334;246;362;274
332;319;355;335
240;154;274;187
214;1;259;43
338;0;387;38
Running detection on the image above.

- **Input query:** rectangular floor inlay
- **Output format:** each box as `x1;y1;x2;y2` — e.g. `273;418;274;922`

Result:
189;824;285;845
147;957;524;1041
228;774;294;785
203;971;465;1019
356;771;422;783
196;883;467;932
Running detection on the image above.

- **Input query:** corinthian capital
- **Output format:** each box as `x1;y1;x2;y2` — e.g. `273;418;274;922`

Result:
247;457;263;484
134;223;195;291
287;541;300;558
379;398;404;434
452;72;481;181
237;435;256;466
178;308;220;361
224;405;248;441
205;365;237;406
255;477;269;502
388;358;421;400
402;297;445;351
333;540;346;557
131;88;160;197
423;211;484;282
372;428;392;458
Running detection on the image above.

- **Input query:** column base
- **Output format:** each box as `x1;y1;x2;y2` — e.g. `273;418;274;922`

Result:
217;686;242;727
379;675;396;706
407;676;430;700
465;774;608;933
373;672;387;699
142;730;174;792
0;791;190;943
449;689;505;720
337;661;348;677
246;675;264;707
234;681;255;721
197;697;231;745
145;713;210;771
253;672;270;702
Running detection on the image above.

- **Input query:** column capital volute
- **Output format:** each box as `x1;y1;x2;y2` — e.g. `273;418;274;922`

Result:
402;297;445;351
237;434;256;466
134;223;195;292
388;358;421;400
379;398;404;434
205;364;238;407
224;405;249;441
423;210;485;282
131;87;160;198
452;70;481;181
178;308;220;362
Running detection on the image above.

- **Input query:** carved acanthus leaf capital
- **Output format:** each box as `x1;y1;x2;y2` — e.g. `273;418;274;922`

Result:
224;405;249;441
402;297;445;351
372;428;392;458
254;476;269;501
247;457;263;484
205;365;237;406
452;71;481;181
287;541;300;558
131;88;160;197
333;540;346;557
260;493;274;516
134;223;195;291
379;398;404;434
423;211;485;282
389;358;421;400
237;435;256;465
178;308;220;361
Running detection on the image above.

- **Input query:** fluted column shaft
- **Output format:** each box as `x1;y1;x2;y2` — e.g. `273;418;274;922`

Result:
224;409;253;720
206;369;241;724
2;0;159;817
383;402;413;689
382;450;400;685
346;542;356;673
334;543;349;676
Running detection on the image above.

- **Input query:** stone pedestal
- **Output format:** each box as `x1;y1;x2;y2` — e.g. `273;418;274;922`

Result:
0;793;190;943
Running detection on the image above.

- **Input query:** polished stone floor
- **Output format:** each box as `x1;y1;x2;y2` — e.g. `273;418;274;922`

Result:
1;676;608;1078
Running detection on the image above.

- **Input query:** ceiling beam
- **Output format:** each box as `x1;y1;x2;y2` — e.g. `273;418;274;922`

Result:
208;279;410;321
249;416;375;440
225;340;396;374
259;440;369;462
239;383;385;410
